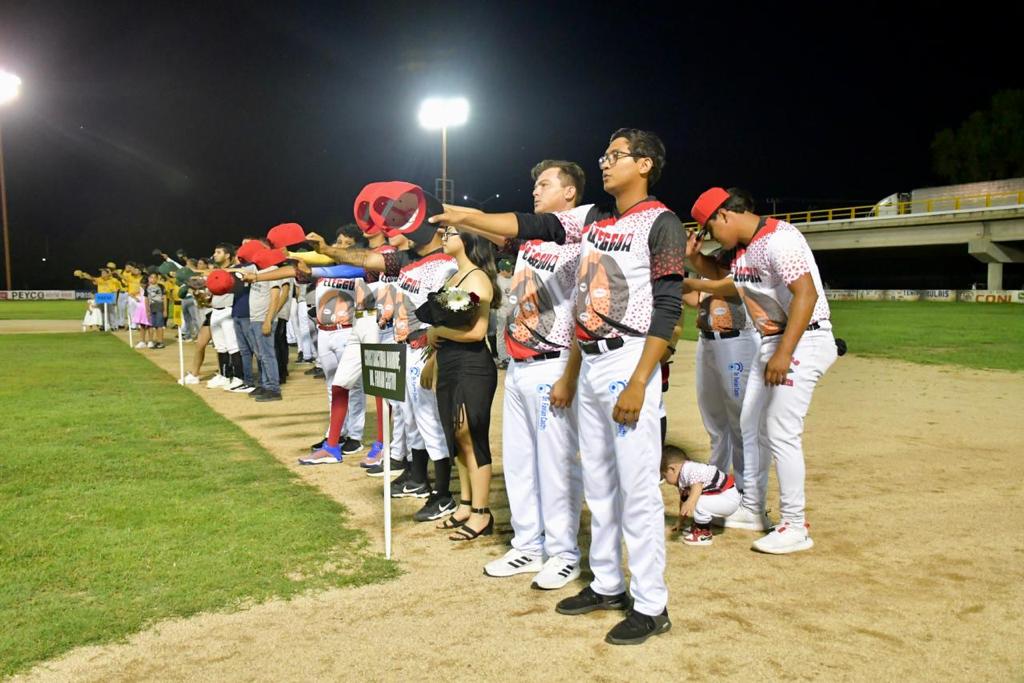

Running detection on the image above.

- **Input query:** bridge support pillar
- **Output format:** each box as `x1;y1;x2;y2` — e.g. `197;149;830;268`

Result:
968;239;1024;290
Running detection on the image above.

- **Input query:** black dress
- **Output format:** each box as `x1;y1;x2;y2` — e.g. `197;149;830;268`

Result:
415;270;497;467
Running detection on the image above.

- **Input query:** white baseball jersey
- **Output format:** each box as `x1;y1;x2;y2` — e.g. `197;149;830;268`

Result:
696;284;752;333
676;460;734;497
729;218;831;336
575;199;685;341
381;250;458;345
504;204;592;359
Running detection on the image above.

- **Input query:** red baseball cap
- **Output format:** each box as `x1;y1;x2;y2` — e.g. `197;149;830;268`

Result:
691;187;731;227
206;269;235;295
236;240;264;264
253;247;288;270
353;182;390;235
356;181;443;245
267;223;306;249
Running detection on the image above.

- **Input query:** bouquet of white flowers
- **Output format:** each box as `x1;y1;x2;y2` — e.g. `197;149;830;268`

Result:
416;286;481;330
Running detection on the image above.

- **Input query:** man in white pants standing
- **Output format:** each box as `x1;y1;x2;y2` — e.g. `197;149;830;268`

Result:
433;129;684;646
689;187;838;555
683;268;765;531
456;160;589;591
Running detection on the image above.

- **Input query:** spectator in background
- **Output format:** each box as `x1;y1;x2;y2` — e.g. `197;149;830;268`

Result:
146;272;168;349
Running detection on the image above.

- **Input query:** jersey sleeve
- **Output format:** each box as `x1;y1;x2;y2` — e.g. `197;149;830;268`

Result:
648;212;687;280
767;229;813;285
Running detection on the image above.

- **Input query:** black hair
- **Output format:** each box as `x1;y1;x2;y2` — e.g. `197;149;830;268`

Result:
721;187;756;214
609;128;666;187
336;223;368;247
459;231;502;309
214;242;237;258
243;236;271;248
531;160;586;206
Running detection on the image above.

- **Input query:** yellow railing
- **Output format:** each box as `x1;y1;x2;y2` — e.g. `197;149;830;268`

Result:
681;189;1024;231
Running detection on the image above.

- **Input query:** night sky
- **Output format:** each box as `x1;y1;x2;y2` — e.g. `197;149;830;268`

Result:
1;1;1021;289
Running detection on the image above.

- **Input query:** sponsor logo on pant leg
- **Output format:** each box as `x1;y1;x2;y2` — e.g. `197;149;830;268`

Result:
537;383;552;432
728;361;743;398
608;380;628;437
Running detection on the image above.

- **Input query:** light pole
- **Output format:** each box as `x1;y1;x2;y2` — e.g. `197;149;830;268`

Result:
0;69;21;291
418;97;469;204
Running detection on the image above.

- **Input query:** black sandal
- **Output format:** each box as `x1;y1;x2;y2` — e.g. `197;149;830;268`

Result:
437;500;472;530
449;507;494;541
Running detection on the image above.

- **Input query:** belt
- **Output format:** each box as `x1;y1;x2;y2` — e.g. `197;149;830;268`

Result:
700;329;741;340
579;336;625;355
512;350;564;364
317;323;352;331
765;322;823;337
703;474;736;496
355;309;374;319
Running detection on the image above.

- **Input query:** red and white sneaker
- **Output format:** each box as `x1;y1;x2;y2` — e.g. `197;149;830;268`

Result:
752;521;813;554
682;527;713;546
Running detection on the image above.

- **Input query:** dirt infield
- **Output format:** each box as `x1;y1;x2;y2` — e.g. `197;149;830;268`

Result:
14;332;1024;682
0;320;83;334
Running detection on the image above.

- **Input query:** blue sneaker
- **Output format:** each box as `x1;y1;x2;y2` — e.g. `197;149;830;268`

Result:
360;441;385;468
299;443;343;465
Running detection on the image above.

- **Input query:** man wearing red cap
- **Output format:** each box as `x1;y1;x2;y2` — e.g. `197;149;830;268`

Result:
431;129;684;645
688;187;837;555
309;183;458;520
246;246;289;401
206;244;246;389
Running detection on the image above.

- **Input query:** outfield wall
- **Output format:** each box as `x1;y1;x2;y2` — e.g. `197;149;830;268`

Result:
825;289;1024;303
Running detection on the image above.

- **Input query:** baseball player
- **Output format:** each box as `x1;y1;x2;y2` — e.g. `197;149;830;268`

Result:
310;182;458;519
689;187;838;554
680;265;763;530
432;128;684;645
448;160;589;590
205;243;246;389
661;445;741;546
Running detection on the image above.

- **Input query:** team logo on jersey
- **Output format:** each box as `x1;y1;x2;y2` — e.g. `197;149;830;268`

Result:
398;272;423;294
585;226;634;253
732;266;762;284
317;281;376;327
506;268;557;348
576;252;629;338
521;242;559;273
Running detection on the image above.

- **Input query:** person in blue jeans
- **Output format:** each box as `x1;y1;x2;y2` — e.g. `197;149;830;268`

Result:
247;247;288;401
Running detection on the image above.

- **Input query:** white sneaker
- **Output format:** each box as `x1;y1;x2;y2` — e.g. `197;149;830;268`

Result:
531;557;581;590
177;373;200;386
752;522;814;555
134;342;147;349
147;341;155;348
206;374;228;389
483;549;542;578
223;377;245;391
716;505;772;531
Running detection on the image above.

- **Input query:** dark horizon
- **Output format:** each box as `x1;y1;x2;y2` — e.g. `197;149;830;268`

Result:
0;1;1021;289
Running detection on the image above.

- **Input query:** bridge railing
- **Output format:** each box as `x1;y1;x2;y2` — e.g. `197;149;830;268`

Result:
681;190;1024;231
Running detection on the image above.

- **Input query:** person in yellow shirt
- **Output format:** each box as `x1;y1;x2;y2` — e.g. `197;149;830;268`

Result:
74;267;121;330
121;264;144;331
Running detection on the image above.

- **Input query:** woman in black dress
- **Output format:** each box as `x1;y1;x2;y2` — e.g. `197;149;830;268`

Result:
423;228;501;541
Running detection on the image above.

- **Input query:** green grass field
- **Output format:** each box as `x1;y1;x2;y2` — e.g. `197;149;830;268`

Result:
0;300;91;320
0;333;398;677
679;301;1022;371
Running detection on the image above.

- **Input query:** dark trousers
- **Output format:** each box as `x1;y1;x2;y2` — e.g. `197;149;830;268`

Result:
274;317;289;382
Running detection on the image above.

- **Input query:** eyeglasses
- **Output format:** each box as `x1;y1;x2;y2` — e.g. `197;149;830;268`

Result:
598;150;643;168
441;227;459;239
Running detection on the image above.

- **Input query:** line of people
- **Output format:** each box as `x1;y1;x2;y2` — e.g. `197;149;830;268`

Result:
79;126;839;648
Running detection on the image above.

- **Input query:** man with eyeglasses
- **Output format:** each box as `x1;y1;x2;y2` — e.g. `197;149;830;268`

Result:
430;129;685;646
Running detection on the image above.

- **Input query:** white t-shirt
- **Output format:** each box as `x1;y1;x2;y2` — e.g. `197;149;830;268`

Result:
729;219;831;336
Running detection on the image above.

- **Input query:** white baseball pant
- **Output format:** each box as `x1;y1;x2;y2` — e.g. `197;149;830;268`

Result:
317;326;365;441
692;487;741;525
379;327;408;461
209;308;239;354
502;354;583;563
739;330;838;525
577;336;667;617
695;330;760;481
291;298;316;361
404;345;448;461
125;294;139;330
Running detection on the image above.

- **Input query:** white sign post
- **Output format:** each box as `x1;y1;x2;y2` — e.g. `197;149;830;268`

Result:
360;343;408;560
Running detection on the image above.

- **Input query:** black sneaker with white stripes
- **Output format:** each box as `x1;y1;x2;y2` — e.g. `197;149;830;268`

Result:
390;478;430;499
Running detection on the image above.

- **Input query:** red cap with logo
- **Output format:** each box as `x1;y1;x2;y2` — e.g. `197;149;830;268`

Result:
353;181;443;245
266;223;306;249
691;187;731;227
206;269;235;295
